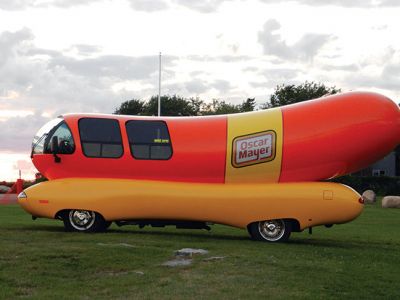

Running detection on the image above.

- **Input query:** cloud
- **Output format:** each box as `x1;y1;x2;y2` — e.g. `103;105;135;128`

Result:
173;0;227;13
258;0;400;7
0;28;177;108
49;0;101;8
258;19;333;61
70;44;102;56
0;0;31;10
185;80;210;94
0;28;180;153
127;0;169;11
187;55;250;62
320;64;359;72
0;28;34;66
162;77;235;98
0;0;231;12
0;113;50;152
0;28;41;99
0;0;102;10
49;55;166;80
212;80;233;93
249;67;300;88
13;159;36;173
2;0;400;12
361;62;400;91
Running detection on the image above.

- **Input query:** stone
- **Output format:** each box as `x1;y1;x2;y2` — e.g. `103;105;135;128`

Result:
134;271;144;275
162;248;209;267
362;190;376;204
203;256;225;262
162;258;192;267
382;196;400;208
175;248;208;257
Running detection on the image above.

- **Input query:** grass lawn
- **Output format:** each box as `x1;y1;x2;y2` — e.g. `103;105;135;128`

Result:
1;200;399;299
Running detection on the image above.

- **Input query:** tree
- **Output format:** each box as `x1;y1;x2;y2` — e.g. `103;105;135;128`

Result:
240;98;256;112
114;99;145;115
114;95;203;116
201;98;257;115
201;99;241;115
114;95;257;117
144;95;203;116
262;81;341;109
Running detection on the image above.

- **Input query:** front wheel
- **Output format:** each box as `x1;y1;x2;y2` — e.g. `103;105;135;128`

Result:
248;219;291;242
63;210;107;233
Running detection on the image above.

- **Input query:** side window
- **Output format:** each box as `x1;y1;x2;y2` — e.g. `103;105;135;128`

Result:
43;121;75;155
45;122;75;154
126;120;172;160
79;118;123;158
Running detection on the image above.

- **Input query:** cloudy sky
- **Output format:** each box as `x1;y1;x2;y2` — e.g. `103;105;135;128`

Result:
1;0;400;181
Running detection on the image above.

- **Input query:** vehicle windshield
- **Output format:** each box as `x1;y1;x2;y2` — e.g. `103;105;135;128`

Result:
32;117;75;155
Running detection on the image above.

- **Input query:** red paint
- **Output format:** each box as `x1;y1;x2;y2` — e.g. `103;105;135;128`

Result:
279;92;400;182
33;115;228;183
31;92;400;184
16;179;24;194
39;200;49;204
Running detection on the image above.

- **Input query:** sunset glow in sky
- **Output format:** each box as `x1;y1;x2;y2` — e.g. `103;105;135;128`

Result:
1;0;400;181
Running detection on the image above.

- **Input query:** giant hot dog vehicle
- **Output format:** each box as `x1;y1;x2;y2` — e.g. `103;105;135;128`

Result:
18;92;400;242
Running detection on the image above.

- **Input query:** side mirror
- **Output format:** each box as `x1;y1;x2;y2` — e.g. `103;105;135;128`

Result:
51;136;59;153
51;136;61;163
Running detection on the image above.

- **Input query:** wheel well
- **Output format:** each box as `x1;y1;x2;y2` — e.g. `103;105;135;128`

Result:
55;209;69;220
55;209;106;221
286;219;301;232
247;218;301;232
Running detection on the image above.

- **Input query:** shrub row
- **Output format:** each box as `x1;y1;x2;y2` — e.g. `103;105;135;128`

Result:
330;176;400;196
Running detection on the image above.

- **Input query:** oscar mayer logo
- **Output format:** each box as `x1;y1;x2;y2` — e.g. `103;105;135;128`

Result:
232;131;276;168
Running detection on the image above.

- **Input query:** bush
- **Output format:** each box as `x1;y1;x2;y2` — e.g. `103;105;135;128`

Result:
330;176;400;196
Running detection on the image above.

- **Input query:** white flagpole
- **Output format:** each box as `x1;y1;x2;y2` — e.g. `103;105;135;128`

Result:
158;52;161;117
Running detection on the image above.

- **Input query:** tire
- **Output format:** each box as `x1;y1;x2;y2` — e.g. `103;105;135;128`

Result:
248;219;291;242
62;209;107;233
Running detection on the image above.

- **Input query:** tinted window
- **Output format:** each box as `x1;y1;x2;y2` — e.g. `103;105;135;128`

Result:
32;118;75;155
44;122;75;154
79;118;123;158
32;118;63;155
126;120;172;160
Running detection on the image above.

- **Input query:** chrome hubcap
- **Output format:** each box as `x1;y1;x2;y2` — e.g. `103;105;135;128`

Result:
69;210;95;231
258;219;285;241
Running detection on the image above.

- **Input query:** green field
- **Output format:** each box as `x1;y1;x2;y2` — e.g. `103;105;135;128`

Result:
1;202;399;299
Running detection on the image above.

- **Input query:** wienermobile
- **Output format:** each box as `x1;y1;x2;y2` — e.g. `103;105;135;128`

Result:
18;92;400;242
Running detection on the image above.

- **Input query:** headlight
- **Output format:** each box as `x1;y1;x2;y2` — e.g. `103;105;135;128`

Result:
18;191;27;199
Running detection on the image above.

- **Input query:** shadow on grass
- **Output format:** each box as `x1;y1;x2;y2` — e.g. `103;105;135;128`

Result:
288;236;399;251
9;224;398;250
288;238;359;249
109;227;250;241
11;224;250;242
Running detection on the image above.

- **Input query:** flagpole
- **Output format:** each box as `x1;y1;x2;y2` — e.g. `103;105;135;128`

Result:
158;52;161;117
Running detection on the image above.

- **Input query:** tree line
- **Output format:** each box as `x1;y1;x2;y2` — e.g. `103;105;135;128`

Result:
114;81;340;116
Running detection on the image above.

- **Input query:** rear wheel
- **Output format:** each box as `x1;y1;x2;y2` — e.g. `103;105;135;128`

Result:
63;210;107;233
248;219;291;242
